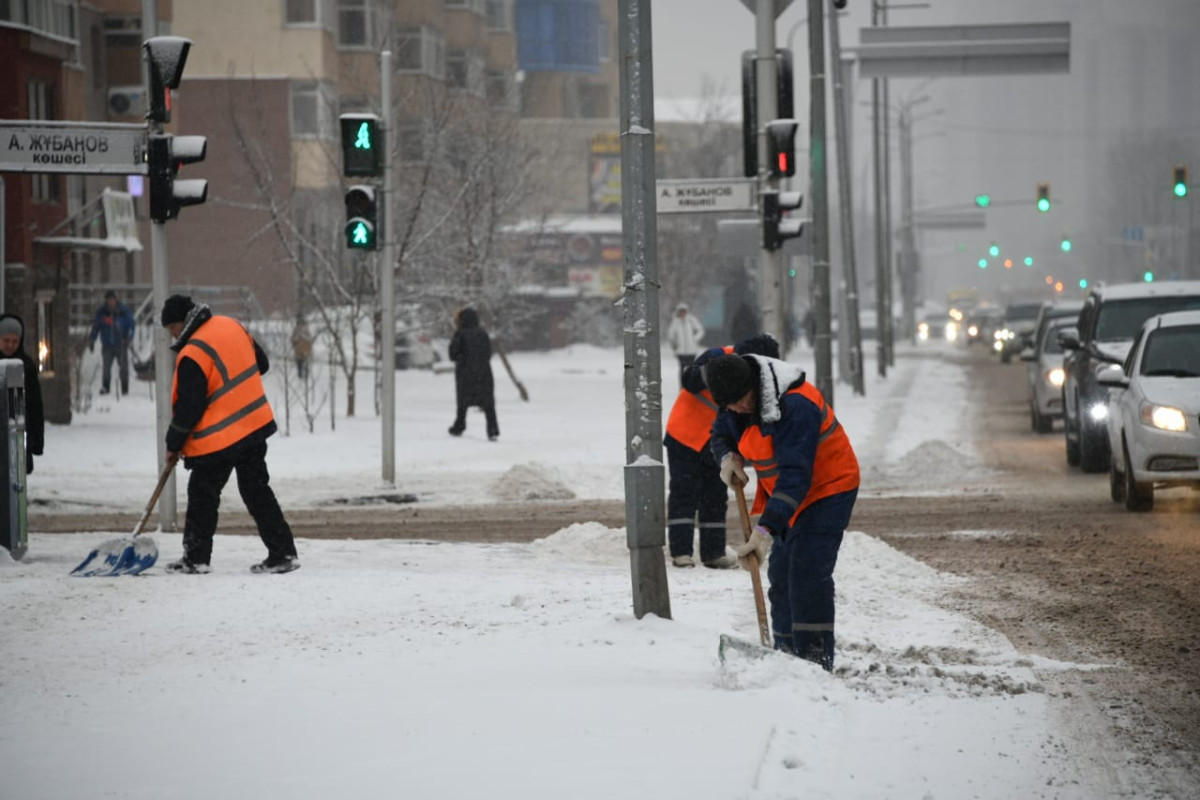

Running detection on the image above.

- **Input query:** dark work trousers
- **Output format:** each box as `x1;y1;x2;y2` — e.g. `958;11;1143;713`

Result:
676;354;695;386
452;402;499;438
665;436;728;563
102;343;129;394
182;440;297;566
766;488;857;671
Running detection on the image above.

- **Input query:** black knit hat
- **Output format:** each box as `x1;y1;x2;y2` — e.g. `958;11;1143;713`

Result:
161;294;195;326
704;354;756;406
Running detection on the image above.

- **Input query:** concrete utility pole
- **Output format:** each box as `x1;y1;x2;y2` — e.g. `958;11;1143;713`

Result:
897;103;918;343
806;0;833;404
142;0;176;530
870;0;889;379
755;0;786;346
826;0;864;396
618;0;669;621
379;50;396;485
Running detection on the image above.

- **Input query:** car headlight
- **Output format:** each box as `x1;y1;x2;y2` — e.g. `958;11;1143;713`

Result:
1140;402;1187;432
968;325;979;337
1088;402;1108;422
945;323;958;341
1046;367;1065;387
992;340;1003;352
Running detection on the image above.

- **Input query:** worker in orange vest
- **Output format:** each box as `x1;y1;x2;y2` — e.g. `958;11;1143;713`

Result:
705;352;859;671
160;294;299;575
663;334;780;569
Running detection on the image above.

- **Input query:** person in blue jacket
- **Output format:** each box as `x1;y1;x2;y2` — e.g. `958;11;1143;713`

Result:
88;290;135;395
705;352;860;671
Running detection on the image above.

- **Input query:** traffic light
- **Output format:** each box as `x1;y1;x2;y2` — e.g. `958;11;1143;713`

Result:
340;114;382;177
766;119;798;178
762;190;804;251
143;37;192;124
344;185;378;250
1060;236;1072;253
1143;270;1155;283
977;258;988;269
1173;165;1188;198
1079;278;1088;289
988;243;1000;257
1024;256;1034;267
1036;182;1051;212
147;133;208;223
741;49;795;178
974;194;991;208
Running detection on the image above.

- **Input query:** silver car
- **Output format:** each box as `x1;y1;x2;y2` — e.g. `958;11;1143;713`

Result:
1099;310;1200;511
1023;317;1076;433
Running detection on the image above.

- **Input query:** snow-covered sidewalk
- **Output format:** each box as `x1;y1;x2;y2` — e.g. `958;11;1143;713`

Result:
1;343;1153;798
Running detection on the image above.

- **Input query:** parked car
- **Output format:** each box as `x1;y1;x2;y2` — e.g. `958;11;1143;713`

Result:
395;329;438;370
1022;300;1084;363
1099;310;1200;511
996;301;1045;362
1060;280;1200;473
1022;317;1076;433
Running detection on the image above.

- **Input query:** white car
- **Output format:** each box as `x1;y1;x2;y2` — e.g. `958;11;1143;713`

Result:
1022;317;1075;433
1099;310;1200;511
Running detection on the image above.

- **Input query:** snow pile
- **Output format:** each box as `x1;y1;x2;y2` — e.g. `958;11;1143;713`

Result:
489;462;577;501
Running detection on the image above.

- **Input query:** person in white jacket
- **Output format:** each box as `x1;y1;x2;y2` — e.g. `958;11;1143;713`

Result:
666;303;705;384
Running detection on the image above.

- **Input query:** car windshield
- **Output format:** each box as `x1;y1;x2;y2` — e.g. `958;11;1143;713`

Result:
1140;325;1200;377
1094;296;1200;341
1004;303;1042;322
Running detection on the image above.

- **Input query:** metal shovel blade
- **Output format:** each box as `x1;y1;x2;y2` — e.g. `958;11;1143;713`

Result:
70;536;159;577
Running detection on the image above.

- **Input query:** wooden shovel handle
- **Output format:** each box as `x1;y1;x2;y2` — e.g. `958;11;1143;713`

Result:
132;453;179;538
733;477;772;648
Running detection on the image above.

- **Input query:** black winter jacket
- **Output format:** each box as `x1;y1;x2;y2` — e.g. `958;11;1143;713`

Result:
449;308;495;408
0;313;45;474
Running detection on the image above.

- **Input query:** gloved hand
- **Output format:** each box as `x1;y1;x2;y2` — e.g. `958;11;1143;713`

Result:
735;525;772;571
719;453;748;488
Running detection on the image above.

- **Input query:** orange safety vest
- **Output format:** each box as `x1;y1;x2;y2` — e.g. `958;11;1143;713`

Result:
739;382;859;524
664;346;734;452
171;316;275;458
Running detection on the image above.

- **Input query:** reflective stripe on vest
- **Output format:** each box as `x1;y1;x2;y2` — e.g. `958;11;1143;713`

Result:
171;316;275;457
738;382;859;524
664;346;734;452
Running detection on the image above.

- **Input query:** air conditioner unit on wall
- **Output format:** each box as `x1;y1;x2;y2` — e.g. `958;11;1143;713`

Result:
107;86;145;119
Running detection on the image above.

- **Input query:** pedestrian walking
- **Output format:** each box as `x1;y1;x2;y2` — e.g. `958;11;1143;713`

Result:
159;294;299;575
0;314;44;475
291;318;312;379
666;302;705;385
447;307;499;441
88;290;135;395
664;334;780;569
705;352;860;671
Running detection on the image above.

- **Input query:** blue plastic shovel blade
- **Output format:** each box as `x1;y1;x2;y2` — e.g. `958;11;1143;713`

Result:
70;537;158;577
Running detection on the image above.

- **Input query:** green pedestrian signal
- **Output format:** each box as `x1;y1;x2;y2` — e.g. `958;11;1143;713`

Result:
339;113;382;177
974;194;991;208
344;185;378;250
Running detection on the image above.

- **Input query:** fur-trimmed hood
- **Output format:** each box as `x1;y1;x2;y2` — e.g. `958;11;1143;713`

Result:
169;303;214;352
744;354;806;423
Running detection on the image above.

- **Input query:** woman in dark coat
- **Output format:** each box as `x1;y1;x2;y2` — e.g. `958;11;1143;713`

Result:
448;307;499;441
0;313;45;474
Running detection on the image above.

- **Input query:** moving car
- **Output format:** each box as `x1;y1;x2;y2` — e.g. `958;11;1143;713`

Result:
1060;280;1200;473
964;306;1003;347
1099;310;1200;511
996;301;1045;362
1023;317;1076;433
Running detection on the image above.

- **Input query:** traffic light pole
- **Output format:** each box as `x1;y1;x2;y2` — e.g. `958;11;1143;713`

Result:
755;0;785;347
379;50;396;485
142;0;176;530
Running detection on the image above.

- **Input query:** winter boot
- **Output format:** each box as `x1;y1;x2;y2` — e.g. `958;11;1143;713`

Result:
250;555;300;575
671;554;696;568
702;553;739;570
165;559;211;574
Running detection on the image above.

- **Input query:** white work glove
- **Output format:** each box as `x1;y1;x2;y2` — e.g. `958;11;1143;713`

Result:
735;525;773;571
719;453;748;488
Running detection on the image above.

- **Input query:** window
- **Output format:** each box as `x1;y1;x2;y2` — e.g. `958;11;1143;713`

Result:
27;78;59;202
286;0;316;23
486;0;511;31
395;26;445;79
3;0;77;40
337;0;374;48
447;50;484;96
485;69;516;110
36;291;56;376
290;81;335;139
445;0;486;15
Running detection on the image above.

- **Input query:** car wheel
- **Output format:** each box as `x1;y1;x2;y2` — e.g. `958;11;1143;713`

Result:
1123;443;1154;512
1031;403;1052;434
1109;455;1126;503
1064;412;1081;466
1079;421;1109;473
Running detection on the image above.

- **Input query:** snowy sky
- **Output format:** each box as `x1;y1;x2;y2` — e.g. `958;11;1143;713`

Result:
0;337;1174;798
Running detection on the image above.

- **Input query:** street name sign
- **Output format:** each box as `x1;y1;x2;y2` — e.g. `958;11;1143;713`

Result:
1;120;148;175
657;177;757;215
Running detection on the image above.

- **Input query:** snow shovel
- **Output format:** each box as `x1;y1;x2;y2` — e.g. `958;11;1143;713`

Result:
70;453;178;577
732;477;772;648
493;340;529;402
